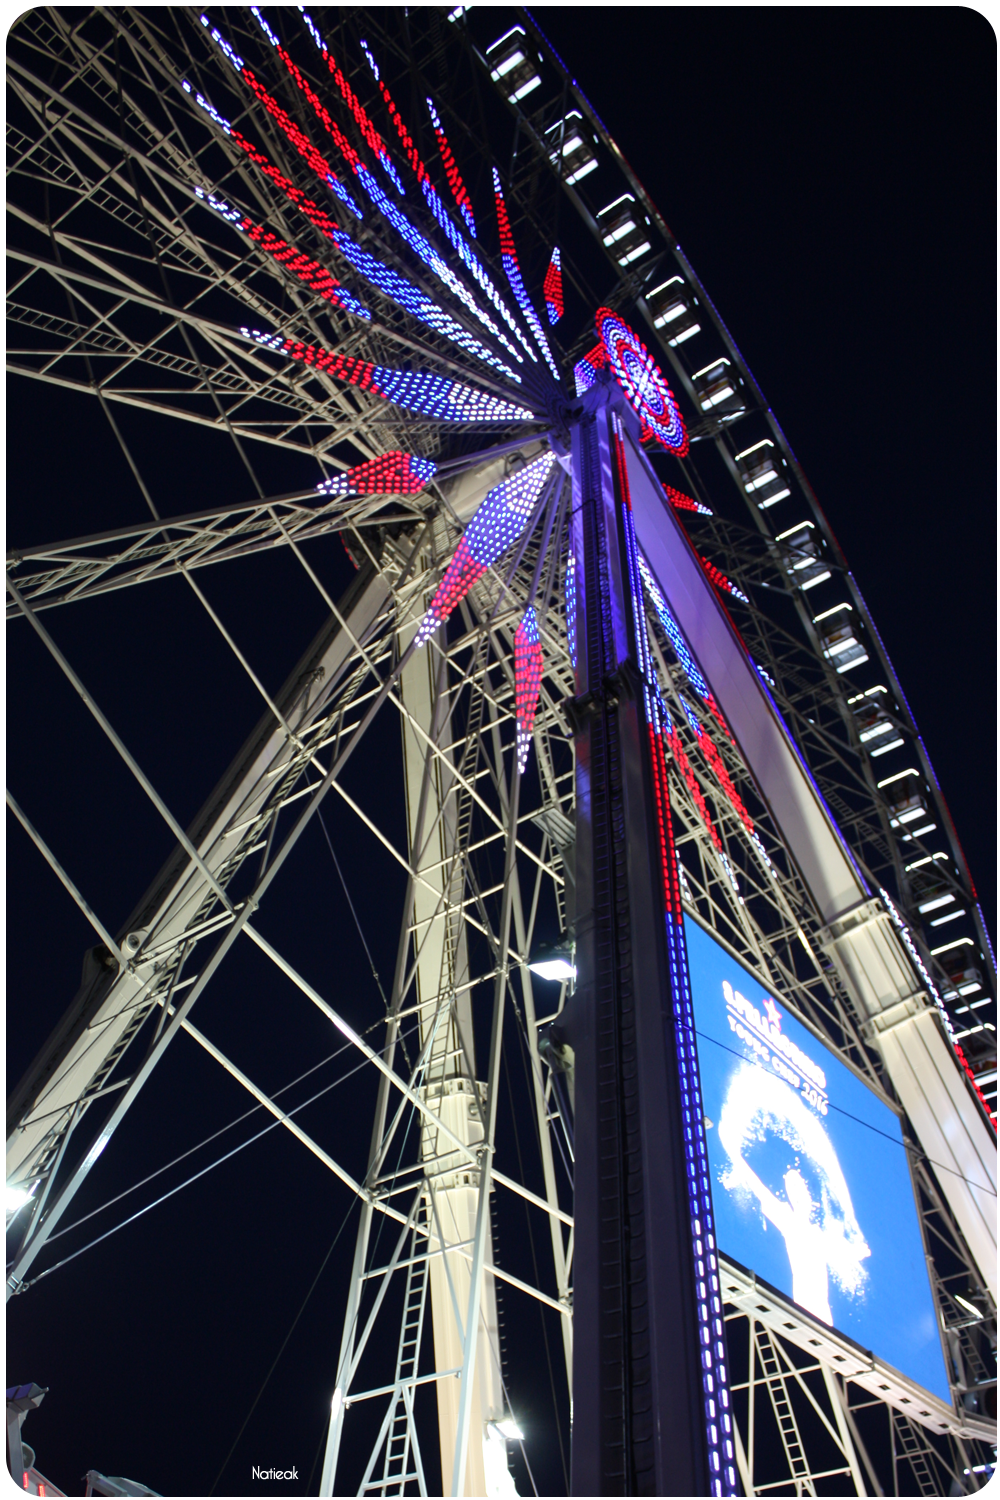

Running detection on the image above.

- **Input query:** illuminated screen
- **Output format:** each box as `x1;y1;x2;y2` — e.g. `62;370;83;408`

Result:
684;915;950;1401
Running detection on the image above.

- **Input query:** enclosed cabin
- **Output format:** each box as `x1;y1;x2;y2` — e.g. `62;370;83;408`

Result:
735;438;790;507
691;357;744;416
645;276;701;346
814;603;869;674
903;850;959;919
850;684;904;755
775;519;830;591
877;767;933;838
596;193;653;270
486;27;542;104
544;110;599;185
940;954;985;1002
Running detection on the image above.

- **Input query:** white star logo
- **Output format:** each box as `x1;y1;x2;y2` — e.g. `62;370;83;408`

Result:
764;997;781;1029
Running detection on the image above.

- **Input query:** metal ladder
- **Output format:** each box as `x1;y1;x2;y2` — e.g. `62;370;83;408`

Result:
891;1411;938;1497
374;1201;431;1495
755;1325;816;1495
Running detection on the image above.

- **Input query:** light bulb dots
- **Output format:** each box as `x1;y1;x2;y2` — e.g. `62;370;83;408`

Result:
543;246;564;325
415;453;556;645
665;485;712;517
427;96;477;238
210;14;521;368
194;189;370;319
239;328;535;425
316;452;437;499
493;169;561;379
514;606;544;773
596;307;689;455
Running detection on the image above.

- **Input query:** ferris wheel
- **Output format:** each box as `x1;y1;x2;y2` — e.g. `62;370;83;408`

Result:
6;8;996;1499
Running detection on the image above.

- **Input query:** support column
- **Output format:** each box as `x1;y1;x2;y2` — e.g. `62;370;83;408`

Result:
562;387;737;1496
398;606;505;1498
322;583;506;1498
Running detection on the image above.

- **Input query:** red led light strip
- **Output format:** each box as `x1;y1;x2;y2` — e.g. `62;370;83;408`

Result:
428;100;476;234
242;221;348;304
514;609;544;772
664;485;712;516
698;553;746;601
318;452;435;498
695;726;754;836
228;131;340;237
242;59;360;177
543;246;564;323
668;728;723;853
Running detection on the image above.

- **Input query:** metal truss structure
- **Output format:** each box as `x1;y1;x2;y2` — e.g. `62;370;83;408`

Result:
7;7;996;1497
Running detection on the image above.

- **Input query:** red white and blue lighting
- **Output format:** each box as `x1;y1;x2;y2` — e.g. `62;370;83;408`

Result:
358;41;534;363
698;554;749;604
636;552;708;698
291;6;406;194
187;82;519;381
241;329;534;425
635;550;734;742
665;485;712;516
426;97;477;238
492;169;561;378
573;345;604;395
186;18;749;1480
514;607;544;773
543;247;564;325
194;188;371;320
316;452;437;499
232;12;526;369
415;452;556;646
596;308;689;455
324;225;522;379
681;700;753;833
186;89;363;230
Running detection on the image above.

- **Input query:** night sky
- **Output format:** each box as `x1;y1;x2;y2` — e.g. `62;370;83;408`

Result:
6;8;995;1498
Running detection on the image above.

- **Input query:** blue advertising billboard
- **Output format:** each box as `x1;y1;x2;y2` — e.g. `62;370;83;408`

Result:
684;915;951;1402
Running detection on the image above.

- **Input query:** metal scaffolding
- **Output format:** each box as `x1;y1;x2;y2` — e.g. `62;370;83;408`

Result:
6;7;995;1497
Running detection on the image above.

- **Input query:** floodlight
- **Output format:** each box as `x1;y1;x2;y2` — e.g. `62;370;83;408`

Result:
954;1293;982;1318
5;1184;32;1215
528;945;575;982
491;1418;524;1441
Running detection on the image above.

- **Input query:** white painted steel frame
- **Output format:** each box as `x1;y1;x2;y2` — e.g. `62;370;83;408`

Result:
7;8;995;1494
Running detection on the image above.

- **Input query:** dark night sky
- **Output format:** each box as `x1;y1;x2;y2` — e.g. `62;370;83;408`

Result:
6;8;996;1498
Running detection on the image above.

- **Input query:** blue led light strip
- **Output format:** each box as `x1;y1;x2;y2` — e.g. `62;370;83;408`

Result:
357;38;537;365
565;549;577;669
493;169;561;379
239;9;527;369
186;90;520;383
611;414;737;1496
636;551;709;698
415;452;556;645
240;328;534;426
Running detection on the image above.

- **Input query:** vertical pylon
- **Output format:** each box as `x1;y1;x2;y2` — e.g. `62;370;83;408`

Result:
560;384;737;1495
321;542;509;1496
